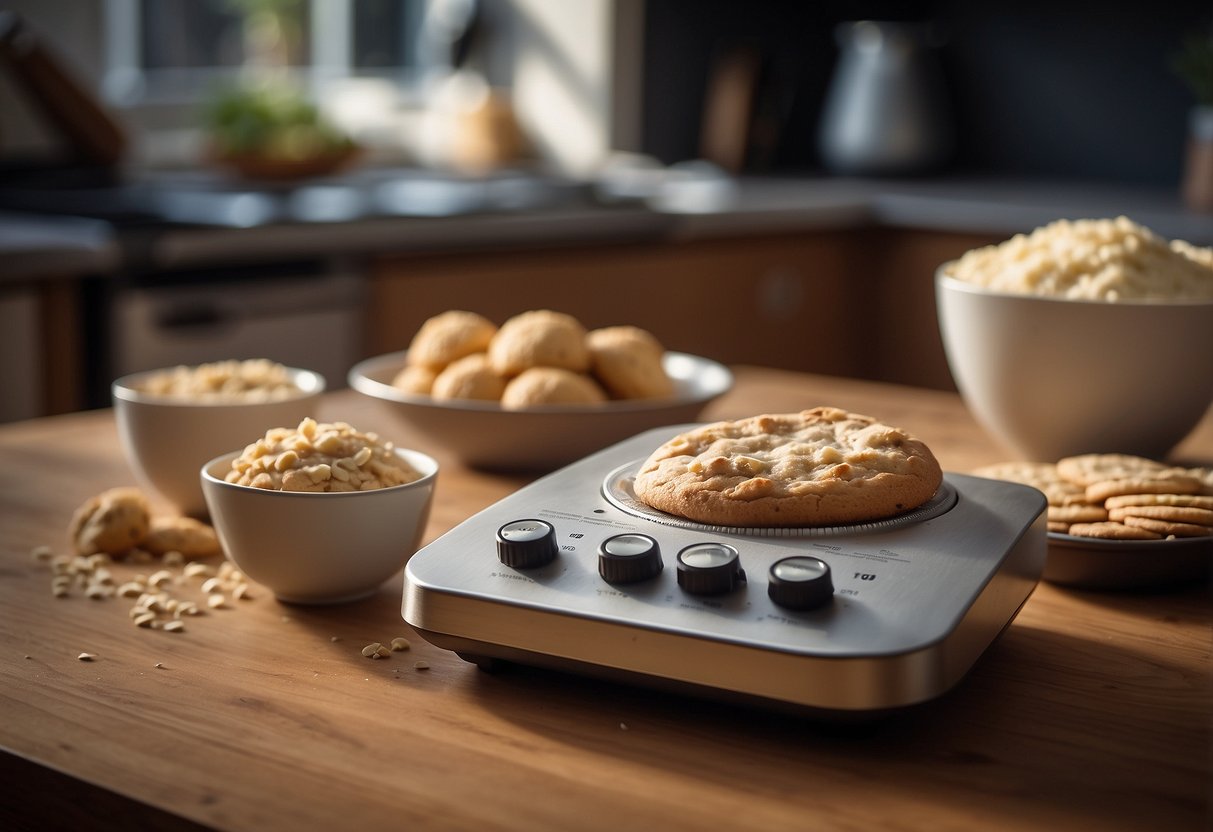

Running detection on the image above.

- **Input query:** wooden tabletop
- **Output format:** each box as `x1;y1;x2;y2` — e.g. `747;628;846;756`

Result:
2;366;1210;832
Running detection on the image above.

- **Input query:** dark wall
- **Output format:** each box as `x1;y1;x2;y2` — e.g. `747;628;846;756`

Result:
641;1;1211;186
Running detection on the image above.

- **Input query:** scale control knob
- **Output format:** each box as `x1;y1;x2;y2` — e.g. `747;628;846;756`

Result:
767;556;834;610
598;533;663;584
496;519;557;569
676;543;745;595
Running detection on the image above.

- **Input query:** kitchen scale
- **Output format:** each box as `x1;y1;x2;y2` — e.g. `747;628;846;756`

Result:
402;426;1047;716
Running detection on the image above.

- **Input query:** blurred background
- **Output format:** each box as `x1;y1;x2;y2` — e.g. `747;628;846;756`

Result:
2;0;1212;422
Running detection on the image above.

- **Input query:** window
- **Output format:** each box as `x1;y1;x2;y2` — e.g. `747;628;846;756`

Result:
102;0;439;108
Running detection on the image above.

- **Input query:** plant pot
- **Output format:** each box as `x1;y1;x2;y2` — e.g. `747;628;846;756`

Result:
1182;105;1213;212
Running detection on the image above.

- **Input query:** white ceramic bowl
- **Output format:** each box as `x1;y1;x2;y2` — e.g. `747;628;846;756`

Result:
936;270;1213;461
348;350;734;471
113;367;325;518
201;448;438;604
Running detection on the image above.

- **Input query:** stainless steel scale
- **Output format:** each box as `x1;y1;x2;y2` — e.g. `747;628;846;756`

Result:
402;426;1047;716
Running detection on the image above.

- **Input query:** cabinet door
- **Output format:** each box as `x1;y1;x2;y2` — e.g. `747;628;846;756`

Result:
867;229;1003;391
369;232;866;378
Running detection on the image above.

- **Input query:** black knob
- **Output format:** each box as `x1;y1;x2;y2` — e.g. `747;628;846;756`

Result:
496;519;557;569
767;556;834;610
676;543;745;595
598;533;663;584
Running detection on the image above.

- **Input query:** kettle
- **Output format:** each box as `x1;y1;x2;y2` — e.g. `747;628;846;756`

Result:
818;20;952;176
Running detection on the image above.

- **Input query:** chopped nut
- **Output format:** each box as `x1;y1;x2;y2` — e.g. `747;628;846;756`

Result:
232;583;252;600
200;577;223;594
183;562;215;579
134;612;157;628
207;593;226;609
390;637;411;652
77;652;96;661
361;642;392;659
52;585;70;598
117;581;144;598
148;569;174;587
162;550;185;568
30;545;53;563
413;660;430;671
163;620;185;633
85;584;111;600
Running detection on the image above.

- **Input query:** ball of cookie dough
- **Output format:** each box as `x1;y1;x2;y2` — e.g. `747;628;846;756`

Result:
501;368;607;409
142;516;222;559
407;310;497;371
587;325;674;400
488;310;591;376
68;487;151;556
391;364;438;395
431;353;507;401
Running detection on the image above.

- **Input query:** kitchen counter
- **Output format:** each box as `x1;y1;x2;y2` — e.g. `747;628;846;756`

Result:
3;172;1210;276
1;366;1210;831
0;210;119;280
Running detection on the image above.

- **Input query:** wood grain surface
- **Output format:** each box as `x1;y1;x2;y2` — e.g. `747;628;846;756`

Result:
1;367;1210;832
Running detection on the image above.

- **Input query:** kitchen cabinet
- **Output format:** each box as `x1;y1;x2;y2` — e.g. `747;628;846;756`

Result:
370;230;872;380
368;227;1003;390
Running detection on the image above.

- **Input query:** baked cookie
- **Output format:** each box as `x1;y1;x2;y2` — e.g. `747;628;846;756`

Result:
1120;515;1212;538
1065;521;1163;541
142;516;222;558
1056;453;1171;486
1085;476;1202;504
488;310;590;376
500;367;607;409
586;326;674;400
430;353;507;401
971;461;1087;506
391;364;437;396
633;408;943;527
1047;504;1108;524
406;310;497;371
1107;504;1213;525
1103;493;1213;510
69;487;151;556
1177;465;1213;495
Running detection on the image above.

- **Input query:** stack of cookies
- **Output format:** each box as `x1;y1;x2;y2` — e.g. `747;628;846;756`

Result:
973;454;1213;541
392;310;674;409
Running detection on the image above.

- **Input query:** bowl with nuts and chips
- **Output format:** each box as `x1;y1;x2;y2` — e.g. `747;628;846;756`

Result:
200;418;438;604
937;217;1213;462
349;310;733;471
114;360;326;518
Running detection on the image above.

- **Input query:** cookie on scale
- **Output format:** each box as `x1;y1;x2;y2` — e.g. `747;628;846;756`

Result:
633;408;942;528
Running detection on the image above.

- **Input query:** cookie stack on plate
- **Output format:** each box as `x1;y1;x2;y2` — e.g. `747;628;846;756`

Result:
973;454;1213;540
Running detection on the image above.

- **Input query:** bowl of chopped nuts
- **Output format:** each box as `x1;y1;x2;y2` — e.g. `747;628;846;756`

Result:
200;417;438;604
113;359;325;518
